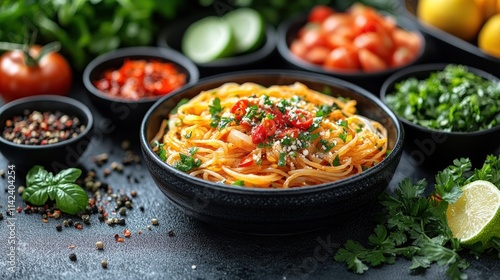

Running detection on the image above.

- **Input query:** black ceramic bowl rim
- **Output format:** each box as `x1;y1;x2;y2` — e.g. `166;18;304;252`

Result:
0;95;94;149
156;16;276;68
380;63;500;136
82;46;200;104
276;13;426;79
141;69;404;195
399;0;500;64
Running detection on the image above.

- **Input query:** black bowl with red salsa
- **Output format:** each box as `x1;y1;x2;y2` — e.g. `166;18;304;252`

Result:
83;46;199;128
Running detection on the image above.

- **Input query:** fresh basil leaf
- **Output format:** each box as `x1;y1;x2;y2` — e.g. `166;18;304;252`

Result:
55;183;89;215
53;168;82;184
26;165;52;187
21;185;49;206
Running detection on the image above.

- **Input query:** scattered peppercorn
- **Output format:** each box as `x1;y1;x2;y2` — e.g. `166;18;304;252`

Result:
118;218;126;226
53;211;61;219
0;212;3;220
67;219;74;227
0;169;4;178
139;206;144;212
96;241;104;250
147;225;152;230
69;253;77;261
101;259;108;269
130;190;137;198
125;201;132;209
17;186;25;195
151;218;159;226
82;215;90;225
118;207;127;216
63;220;69;227
24;205;32;214
123;229;131;237
168;229;175;237
55;224;62;231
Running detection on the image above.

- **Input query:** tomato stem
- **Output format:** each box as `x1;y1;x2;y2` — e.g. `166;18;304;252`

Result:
0;41;61;67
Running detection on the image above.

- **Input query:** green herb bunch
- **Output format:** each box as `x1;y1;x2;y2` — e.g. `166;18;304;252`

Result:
335;155;500;279
22;166;88;215
386;65;500;132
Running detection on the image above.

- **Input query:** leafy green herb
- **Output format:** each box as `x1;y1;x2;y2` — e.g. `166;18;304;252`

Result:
278;152;286;166
332;155;340;166
218;117;235;129
339;131;348;142
385;65;500;132
209;98;223;128
335;155;500;279
308;117;323;132
153;141;167;161
171;98;189;114
173;147;202;172
316;104;332;117
319;139;335;152
22;166;87;215
232;180;245;187
337;119;348;128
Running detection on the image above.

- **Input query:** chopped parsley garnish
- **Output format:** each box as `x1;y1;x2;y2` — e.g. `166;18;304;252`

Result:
278;152;286;166
277;99;290;113
218;117;234;129
332;155;340;166
316;104;332;117
339;131;348;142
337;120;348;128
171;98;189;114
174;147;202;172
291;95;301;103
209;98;223;127
153;141;167;161
232;180;245;187
308;117;323;132
319;139;335;152
356;123;364;133
263;95;273;106
281;136;293;146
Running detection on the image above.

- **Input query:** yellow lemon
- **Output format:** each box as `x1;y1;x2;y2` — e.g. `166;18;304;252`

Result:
478;14;500;58
446;180;500;248
417;0;483;41
475;0;497;21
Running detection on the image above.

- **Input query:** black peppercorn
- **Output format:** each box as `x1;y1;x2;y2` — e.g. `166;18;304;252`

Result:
67;219;74;226
69;253;77;261
56;224;62;231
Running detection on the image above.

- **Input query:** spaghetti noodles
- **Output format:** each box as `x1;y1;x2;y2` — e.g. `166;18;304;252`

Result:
152;82;388;188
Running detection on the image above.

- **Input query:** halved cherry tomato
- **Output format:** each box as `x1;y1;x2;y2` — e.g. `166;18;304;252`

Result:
390;47;415;68
353;32;392;60
238;154;255;167
290;40;308;59
322;14;352;33
358;49;387;72
262;119;277;137
231;99;249;120
300;28;328;48
287;109;313;130
308;5;335;23
324;45;360;71
304;46;330;65
251;124;267;144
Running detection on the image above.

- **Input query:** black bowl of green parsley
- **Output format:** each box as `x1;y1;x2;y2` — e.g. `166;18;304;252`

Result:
380;64;500;169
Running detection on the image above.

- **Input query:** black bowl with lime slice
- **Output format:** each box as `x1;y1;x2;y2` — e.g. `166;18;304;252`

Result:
157;8;277;76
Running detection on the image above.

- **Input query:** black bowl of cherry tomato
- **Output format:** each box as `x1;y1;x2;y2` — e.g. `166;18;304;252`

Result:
0;95;94;171
83;46;199;129
276;4;427;93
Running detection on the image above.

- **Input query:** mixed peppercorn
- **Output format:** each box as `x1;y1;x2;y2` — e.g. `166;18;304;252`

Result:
2;110;86;145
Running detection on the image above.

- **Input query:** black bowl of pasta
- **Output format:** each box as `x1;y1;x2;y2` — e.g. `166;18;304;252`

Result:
140;70;404;235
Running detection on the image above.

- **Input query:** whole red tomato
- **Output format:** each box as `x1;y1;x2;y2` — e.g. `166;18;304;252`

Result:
0;45;72;102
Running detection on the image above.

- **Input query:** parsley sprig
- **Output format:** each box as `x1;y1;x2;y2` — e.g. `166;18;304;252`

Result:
335;155;500;279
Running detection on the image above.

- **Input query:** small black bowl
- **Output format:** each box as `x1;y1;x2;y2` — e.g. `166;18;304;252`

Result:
276;12;427;93
0;95;94;171
83;46;199;129
157;13;277;77
140;70;404;235
380;63;500;169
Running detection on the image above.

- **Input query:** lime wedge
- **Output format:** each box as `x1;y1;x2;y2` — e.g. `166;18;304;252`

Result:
224;8;265;54
182;16;235;63
446;180;500;248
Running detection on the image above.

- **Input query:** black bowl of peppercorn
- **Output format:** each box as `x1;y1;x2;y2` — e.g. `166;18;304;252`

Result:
0;95;94;170
83;46;199;129
140;70;404;235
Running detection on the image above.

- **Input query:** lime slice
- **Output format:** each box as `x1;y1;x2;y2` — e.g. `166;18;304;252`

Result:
182;16;235;63
224;8;265;54
446;180;500;248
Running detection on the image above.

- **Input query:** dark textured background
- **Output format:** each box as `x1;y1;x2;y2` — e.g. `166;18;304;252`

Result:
1;25;500;280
